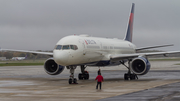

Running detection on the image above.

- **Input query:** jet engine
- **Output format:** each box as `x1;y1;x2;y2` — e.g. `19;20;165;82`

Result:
130;57;151;75
44;58;65;75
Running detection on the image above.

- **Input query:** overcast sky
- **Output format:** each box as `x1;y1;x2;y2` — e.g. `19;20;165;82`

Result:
0;0;179;51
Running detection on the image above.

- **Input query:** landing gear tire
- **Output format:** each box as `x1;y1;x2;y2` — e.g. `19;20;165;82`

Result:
85;73;89;80
73;78;77;84
124;74;129;80
124;73;138;80
78;74;83;80
79;65;89;80
69;78;72;84
130;74;135;80
78;72;89;80
67;66;77;84
121;60;138;81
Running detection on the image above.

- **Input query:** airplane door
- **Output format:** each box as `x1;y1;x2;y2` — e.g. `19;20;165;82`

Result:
78;39;86;54
98;40;102;49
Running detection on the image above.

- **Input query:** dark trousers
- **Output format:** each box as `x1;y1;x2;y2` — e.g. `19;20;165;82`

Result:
96;82;102;89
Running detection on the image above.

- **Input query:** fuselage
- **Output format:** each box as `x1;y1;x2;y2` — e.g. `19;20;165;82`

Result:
12;57;26;60
53;35;136;66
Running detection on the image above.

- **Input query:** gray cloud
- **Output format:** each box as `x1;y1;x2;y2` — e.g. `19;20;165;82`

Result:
0;0;179;51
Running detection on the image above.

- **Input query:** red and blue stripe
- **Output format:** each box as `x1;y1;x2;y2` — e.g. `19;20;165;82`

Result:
124;3;135;42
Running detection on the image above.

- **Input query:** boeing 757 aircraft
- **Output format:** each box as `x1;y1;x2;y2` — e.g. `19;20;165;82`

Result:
1;3;180;84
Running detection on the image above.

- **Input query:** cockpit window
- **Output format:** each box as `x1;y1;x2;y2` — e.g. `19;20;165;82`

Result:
62;45;70;50
70;45;78;50
74;45;78;50
55;45;62;50
55;45;78;50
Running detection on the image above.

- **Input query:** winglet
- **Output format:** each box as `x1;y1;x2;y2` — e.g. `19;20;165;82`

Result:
124;3;135;42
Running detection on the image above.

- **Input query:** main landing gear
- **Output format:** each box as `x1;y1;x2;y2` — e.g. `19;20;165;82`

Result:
120;60;138;80
78;65;89;80
67;66;77;84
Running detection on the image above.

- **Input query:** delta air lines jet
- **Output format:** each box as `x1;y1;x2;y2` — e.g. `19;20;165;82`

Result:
1;3;180;84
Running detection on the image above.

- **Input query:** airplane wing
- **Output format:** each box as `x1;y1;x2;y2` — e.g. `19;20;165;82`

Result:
0;49;53;56
110;51;180;61
136;44;173;51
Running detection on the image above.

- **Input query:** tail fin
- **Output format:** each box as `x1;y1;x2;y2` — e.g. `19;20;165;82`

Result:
25;54;27;59
124;3;135;42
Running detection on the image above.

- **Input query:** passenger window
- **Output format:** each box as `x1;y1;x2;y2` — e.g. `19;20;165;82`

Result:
62;45;70;50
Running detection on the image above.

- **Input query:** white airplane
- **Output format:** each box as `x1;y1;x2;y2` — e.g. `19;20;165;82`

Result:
11;55;27;60
1;3;180;84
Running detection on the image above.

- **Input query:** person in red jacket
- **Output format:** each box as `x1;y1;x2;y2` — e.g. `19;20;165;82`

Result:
97;69;101;75
95;73;104;90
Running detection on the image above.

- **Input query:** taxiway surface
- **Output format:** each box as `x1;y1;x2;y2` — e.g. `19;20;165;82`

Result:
0;60;180;101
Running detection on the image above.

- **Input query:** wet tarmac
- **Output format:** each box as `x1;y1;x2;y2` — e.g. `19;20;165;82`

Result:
98;82;180;101
0;60;179;101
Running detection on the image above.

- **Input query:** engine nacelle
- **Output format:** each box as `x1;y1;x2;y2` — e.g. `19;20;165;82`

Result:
44;58;65;75
130;57;151;75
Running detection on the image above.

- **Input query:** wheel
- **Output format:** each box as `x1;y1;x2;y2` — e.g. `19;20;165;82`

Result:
73;78;77;84
124;74;128;80
69;78;72;84
85;73;89;80
130;74;135;80
78;73;83;80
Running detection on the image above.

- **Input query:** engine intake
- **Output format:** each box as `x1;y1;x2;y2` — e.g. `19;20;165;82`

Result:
44;58;65;75
130;57;151;75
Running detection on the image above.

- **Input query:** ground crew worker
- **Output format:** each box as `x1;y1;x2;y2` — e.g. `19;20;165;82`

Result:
97;69;101;75
95;73;104;90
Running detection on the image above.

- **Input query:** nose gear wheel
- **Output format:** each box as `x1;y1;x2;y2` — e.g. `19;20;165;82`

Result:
67;66;78;84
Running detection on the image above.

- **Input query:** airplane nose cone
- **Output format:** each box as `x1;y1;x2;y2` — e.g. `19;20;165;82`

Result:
53;50;69;66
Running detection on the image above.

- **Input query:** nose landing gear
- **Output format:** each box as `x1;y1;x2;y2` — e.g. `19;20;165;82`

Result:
78;65;89;80
67;66;78;84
